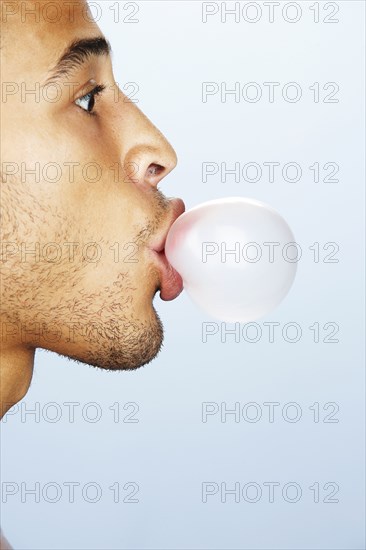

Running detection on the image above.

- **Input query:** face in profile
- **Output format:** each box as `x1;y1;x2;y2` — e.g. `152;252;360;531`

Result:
0;0;185;371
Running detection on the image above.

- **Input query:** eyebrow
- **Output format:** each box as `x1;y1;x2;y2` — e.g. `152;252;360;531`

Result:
44;36;112;85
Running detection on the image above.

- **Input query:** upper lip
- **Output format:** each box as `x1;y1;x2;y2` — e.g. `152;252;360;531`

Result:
150;198;186;253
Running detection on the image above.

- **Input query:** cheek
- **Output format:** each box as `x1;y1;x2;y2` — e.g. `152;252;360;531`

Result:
50;209;159;312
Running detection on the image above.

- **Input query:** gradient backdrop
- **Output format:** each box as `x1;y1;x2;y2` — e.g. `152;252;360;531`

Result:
1;1;365;549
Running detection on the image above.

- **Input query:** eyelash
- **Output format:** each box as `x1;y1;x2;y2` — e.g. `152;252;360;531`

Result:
75;84;106;117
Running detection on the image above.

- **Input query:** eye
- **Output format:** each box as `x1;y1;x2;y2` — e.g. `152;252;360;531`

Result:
75;84;106;116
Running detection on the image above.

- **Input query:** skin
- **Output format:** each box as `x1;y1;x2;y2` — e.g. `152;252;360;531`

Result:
0;3;182;545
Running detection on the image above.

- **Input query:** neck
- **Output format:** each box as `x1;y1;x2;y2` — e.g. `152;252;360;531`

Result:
0;345;35;419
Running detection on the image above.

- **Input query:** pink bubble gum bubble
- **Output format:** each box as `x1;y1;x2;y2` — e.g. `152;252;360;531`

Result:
165;197;297;322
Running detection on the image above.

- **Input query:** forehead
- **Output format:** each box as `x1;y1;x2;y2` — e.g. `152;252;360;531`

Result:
2;0;101;79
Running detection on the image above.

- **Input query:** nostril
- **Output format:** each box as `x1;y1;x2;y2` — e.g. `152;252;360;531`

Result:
146;163;165;179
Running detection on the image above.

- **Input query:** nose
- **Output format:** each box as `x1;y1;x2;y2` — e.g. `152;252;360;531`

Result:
115;93;178;190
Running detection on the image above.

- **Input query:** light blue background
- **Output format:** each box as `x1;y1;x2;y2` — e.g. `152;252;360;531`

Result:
1;1;365;549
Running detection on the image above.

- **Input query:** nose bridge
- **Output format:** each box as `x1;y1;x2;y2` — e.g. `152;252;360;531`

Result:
116;93;177;189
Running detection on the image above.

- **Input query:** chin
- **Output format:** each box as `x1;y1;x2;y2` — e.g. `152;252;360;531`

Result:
42;304;164;372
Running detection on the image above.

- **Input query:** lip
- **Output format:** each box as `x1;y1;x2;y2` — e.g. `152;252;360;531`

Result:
150;198;185;301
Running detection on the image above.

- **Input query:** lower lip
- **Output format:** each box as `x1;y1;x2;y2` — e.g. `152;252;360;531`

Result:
152;249;183;301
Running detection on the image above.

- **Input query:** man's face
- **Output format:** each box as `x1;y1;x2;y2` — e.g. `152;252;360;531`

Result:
0;0;184;370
